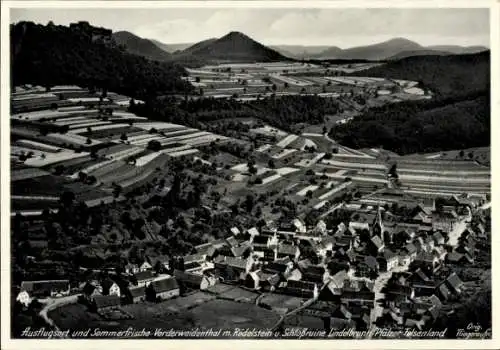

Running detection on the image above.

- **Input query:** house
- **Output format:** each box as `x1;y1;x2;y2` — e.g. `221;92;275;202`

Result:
139;260;153;272
247;227;260;241
414;251;441;274
277;243;300;260
133;270;156;287
246;270;281;291
81;282;102;301
444;272;464;295
184;253;206;265
230;227;241;236
432;231;446;245
20;280;71;298
265;258;293;276
436;283;452;301
100;279;121;297
301;265;328;284
432;211;459;232
385;284;415;302
149;255;170;273
340;281;375;306
377;249;399;272
320;270;348;300
146;277;180;301
174;269;216;292
293;218;307;233
284;280;319;299
446;251;473;265
214;256;254;281
93;295;121;311
401;243;418;262
253;246;276;261
16;291;31;307
126;285;146;303
284;268;303;282
368;235;384;255
431;246;447;261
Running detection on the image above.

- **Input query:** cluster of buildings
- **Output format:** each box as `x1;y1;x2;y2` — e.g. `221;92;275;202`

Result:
15;189;488;331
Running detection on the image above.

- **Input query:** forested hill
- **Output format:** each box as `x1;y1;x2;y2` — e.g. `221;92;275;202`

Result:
11;21;192;99
351;51;490;98
332;51;491;155
332;94;490;155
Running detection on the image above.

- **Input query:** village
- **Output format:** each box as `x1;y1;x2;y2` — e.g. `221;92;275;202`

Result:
9;70;491;339
14;184;491;337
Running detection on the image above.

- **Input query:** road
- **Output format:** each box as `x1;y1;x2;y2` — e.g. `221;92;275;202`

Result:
271;279;332;331
39;294;80;334
369;260;411;326
368;217;468;333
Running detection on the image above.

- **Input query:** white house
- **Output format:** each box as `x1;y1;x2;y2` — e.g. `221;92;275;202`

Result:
16;291;31;307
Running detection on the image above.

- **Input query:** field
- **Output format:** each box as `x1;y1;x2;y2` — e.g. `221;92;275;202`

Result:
51;298;279;334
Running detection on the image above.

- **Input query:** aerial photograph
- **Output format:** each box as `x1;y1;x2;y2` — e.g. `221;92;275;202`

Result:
7;5;492;341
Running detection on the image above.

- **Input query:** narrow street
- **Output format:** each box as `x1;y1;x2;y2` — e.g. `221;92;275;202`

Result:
39;294;80;333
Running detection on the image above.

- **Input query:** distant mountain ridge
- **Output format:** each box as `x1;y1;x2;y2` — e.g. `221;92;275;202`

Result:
117;30;488;63
112;31;172;61
307;38;489;60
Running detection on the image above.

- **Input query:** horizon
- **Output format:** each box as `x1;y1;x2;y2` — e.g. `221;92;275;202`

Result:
10;8;490;48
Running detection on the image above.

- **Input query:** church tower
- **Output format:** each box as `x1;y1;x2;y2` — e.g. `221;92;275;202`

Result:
372;204;385;239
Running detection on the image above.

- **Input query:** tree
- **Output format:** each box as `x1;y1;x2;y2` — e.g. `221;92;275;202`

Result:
60;191;75;207
120;133;128;141
459;150;465;158
389;163;398;179
268;159;276;169
147;140;162;151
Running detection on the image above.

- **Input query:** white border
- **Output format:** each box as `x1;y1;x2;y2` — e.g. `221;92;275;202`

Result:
1;1;499;350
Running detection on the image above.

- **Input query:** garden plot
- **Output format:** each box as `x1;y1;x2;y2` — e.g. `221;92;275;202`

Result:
250;125;288;138
45;132;102;147
167;149;199;157
23;149;89;167
256;144;272;153
68;121;112;130
404;87;425;95
394;79;419;88
15;140;61;152
11;167;51;181
275;167;300;176
161;128;199;138
135;122;187;131
269;74;313;86
11;146;46;158
134;151;163;166
180;134;228;147
231;163;270;176
296;185;319;196
321;158;387;171
54;116;91;125
12;109;98;121
272;148;297;159
276;134;298;148
260;173;282;185
294;152;325;167
71;123;130;134
317;181;353;201
130;135;166;147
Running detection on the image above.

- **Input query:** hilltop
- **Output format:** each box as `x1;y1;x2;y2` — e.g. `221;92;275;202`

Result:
351;51;490;98
112;31;172;61
176;31;289;62
11;21;191;99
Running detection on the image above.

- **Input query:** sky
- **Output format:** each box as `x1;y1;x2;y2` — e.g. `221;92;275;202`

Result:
10;8;490;48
